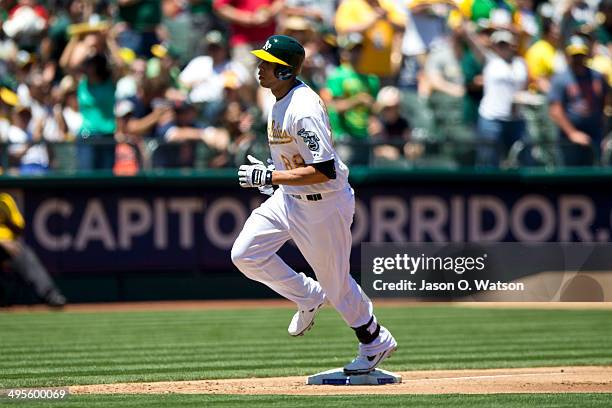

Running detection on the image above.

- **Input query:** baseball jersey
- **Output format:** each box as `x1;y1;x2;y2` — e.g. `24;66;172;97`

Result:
267;81;350;195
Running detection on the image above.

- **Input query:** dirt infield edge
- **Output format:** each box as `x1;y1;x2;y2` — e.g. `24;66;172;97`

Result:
69;366;612;395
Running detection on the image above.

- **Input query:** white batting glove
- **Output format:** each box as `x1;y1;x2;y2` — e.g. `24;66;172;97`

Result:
238;155;274;189
259;158;276;196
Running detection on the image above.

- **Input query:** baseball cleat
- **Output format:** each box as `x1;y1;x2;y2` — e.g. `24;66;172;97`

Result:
343;327;397;375
288;302;324;336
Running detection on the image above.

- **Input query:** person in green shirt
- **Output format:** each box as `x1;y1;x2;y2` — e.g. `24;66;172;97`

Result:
77;53;117;170
322;34;379;165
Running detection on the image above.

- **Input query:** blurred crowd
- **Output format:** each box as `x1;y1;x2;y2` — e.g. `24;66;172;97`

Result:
0;0;609;174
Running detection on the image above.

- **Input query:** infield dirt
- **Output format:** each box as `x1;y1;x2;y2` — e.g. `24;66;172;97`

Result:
70;366;612;395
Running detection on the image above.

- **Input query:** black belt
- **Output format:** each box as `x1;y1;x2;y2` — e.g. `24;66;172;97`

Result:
290;193;323;201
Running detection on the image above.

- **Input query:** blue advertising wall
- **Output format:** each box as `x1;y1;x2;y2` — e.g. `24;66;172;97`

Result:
5;168;612;277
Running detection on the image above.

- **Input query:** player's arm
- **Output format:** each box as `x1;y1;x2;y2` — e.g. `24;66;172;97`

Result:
213;0;256;26
272;160;336;186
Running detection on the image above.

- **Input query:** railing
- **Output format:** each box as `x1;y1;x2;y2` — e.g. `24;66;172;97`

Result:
0;133;611;177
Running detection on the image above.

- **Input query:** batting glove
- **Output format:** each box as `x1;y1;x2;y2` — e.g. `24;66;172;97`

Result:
238;155;274;189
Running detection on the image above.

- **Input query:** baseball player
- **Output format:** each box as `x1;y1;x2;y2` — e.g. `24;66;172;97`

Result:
231;35;397;374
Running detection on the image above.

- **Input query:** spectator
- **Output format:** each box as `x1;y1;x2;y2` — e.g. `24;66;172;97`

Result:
460;21;492;127
76;53;116;170
115;56;147;100
514;0;538;54
179;30;248;116
282;0;336;27
6;104;50;174
335;0;405;78
297;25;339;93
279;15;314;47
160;0;198;65
322;33;380;165
398;0;452;138
369;85;421;165
0;192;66;307
475;30;528;167
122;76;171;141
20;70;63;145
524;18;564;165
44;0;87;62
279;16;322;90
54;75;83;139
425;27;476;165
213;0;284;79
148;43;183;91
153;100;230;168
588;0;612;87
113;99;141;175
218;78;261;167
525;19;564;94
425;29;465;106
549;35;609;166
115;0;162;58
189;0;224;41
559;0;597;49
3;0;49;52
0;88;17;141
403;0;453;57
59;22;111;72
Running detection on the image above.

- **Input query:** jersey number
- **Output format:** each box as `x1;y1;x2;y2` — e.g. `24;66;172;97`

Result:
280;154;305;170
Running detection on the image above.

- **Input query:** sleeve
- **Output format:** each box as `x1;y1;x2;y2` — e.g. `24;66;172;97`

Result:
293;115;335;164
547;74;565;104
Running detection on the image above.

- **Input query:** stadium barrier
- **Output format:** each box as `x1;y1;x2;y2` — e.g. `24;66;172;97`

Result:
2;167;612;302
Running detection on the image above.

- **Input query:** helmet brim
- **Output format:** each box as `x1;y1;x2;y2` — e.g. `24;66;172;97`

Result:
251;49;291;66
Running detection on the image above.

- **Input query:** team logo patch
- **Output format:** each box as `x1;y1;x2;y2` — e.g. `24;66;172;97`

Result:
297;128;320;151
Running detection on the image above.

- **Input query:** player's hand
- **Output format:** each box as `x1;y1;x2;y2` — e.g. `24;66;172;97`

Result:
238;155;273;188
246;155;275;195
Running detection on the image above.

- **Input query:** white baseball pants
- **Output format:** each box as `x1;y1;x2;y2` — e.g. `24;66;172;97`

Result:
231;187;373;328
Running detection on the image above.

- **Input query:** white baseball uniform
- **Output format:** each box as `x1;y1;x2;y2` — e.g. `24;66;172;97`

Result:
231;82;373;328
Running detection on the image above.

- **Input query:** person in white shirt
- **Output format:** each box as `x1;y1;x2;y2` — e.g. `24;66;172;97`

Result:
232;35;398;375
179;30;249;108
476;30;528;167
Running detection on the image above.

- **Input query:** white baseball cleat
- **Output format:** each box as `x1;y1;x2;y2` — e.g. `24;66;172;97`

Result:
343;326;398;375
288;302;324;336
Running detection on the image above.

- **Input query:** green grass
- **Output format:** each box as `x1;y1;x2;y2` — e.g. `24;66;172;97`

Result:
0;305;611;388
2;394;612;408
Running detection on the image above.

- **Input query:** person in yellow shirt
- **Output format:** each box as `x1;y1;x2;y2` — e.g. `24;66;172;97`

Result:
335;0;405;77
0;193;66;307
525;19;563;94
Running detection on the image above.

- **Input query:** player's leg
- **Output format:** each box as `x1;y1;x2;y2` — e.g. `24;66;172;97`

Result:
289;188;397;373
231;190;325;310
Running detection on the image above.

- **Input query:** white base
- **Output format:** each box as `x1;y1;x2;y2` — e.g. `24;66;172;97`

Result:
306;368;402;385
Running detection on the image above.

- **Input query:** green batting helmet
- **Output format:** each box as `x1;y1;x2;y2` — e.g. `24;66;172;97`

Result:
251;35;305;80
